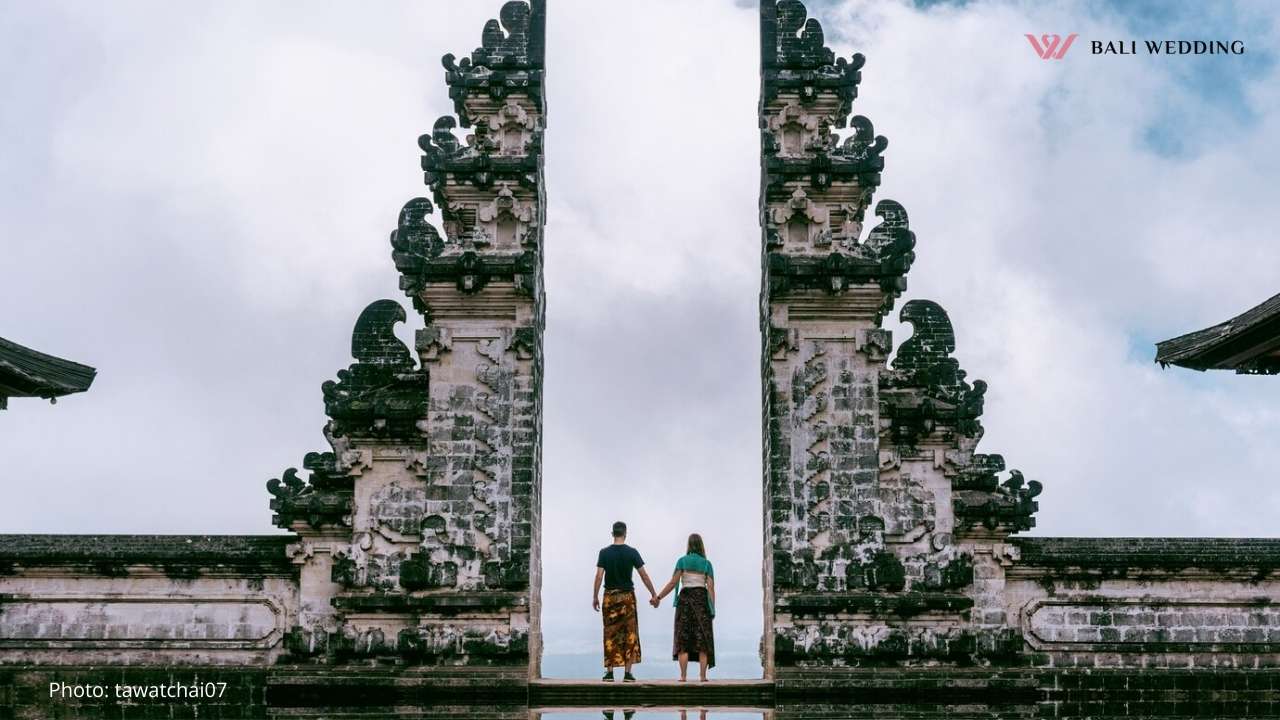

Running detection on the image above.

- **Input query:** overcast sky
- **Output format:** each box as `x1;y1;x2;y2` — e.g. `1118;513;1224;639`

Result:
2;0;1278;677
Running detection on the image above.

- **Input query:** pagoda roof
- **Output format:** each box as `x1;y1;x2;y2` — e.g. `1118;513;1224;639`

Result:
1155;292;1280;374
0;335;97;408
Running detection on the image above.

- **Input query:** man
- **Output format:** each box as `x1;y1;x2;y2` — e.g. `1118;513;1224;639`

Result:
592;520;657;682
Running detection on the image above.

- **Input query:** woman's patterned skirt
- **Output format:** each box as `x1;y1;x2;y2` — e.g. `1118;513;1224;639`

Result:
602;589;642;667
672;587;715;668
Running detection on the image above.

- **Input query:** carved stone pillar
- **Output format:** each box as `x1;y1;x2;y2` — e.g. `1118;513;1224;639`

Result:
759;0;1038;679
268;0;545;679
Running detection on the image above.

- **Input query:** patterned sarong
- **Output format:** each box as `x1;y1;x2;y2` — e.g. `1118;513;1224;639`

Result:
602;589;641;667
672;587;715;668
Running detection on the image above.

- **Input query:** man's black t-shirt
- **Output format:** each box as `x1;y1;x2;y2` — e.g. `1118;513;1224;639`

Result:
597;544;644;590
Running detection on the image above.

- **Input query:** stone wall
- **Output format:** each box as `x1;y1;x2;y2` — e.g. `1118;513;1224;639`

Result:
1007;537;1280;669
0;536;298;667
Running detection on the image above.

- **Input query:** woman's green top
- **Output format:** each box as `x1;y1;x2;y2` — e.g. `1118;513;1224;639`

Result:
673;553;715;616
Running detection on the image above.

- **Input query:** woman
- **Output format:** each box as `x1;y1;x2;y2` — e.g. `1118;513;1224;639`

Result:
651;533;716;682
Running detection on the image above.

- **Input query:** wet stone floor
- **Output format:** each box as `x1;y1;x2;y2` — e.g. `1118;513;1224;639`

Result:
22;697;1270;718
275;702;1280;719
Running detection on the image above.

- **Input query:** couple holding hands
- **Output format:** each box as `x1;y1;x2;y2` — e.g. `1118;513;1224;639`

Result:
591;521;716;683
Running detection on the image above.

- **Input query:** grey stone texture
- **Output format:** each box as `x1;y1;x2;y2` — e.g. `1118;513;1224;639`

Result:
0;0;547;679
0;536;299;667
757;0;1280;682
279;0;548;674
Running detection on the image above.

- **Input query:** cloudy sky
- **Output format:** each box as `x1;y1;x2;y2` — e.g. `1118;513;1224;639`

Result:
2;0;1278;678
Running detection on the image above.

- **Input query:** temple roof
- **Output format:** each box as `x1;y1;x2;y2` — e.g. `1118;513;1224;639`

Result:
0;335;97;408
1155;292;1280;374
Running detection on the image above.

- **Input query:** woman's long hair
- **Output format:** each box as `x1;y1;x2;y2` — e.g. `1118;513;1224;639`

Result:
686;533;706;558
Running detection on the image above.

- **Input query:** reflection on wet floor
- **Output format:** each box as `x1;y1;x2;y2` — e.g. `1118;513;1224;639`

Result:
529;704;1277;719
23;701;1280;718
535;707;752;712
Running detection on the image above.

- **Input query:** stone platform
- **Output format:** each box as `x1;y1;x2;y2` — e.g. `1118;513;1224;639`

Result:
530;678;774;709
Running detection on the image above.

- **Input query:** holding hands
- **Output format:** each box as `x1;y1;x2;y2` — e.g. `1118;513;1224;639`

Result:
649;594;660;608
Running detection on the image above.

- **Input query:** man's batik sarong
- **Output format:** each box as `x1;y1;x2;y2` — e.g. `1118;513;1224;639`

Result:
602;588;641;667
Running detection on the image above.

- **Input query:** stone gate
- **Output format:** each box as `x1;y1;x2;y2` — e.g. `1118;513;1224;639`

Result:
757;0;1280;691
274;0;548;674
1;0;548;689
2;0;1280;715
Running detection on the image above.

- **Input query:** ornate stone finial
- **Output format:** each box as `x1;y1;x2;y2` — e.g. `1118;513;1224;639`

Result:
761;0;865;123
267;452;354;530
419;115;538;203
764;200;914;305
892;301;958;376
350;300;414;366
322;300;429;441
763;115;886;194
884;301;1042;533
419;117;466;188
892;300;984;405
776;0;832;65
442;1;547;127
478;2;534;65
389;198;445;313
880;299;987;445
445;1;537;72
836;116;889;166
857;199;916;290
953;462;1044;533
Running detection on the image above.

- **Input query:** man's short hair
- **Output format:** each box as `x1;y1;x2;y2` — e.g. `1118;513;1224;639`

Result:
611;521;627;538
